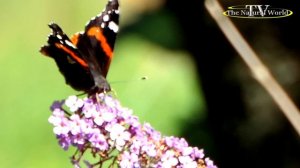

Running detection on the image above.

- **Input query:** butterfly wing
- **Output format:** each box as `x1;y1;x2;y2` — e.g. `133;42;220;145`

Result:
40;0;119;93
75;0;119;91
40;23;94;92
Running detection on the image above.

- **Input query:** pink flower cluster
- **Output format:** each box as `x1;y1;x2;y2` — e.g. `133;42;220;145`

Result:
48;93;217;168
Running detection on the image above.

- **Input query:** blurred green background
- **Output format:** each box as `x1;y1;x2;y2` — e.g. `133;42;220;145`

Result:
0;0;206;167
3;0;300;167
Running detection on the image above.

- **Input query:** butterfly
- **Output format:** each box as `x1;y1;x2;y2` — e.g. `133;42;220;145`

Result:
40;0;119;94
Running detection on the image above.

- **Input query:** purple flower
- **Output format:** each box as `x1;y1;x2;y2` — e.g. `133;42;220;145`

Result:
89;128;109;151
129;139;142;154
109;123;131;150
160;150;179;167
94;109;116;126
57;134;71;150
164;136;189;155
143;123;161;141
205;158;218;168
141;143;157;157
178;155;197;167
65;95;84;112
191;147;205;159
48;93;217;168
49;110;70;135
119;151;139;168
69;114;84;135
82;102;98;119
50;100;64;111
71;133;85;145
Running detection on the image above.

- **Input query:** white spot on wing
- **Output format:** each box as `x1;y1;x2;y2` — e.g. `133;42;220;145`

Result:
108;21;119;33
65;40;76;49
103;14;109;22
57;35;62;40
101;22;106;28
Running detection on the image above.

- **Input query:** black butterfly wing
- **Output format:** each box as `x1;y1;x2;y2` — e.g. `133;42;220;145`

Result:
75;0;119;91
40;0;119;93
40;23;94;92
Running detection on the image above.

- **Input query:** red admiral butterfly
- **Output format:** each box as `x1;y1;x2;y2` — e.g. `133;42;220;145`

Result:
40;0;119;94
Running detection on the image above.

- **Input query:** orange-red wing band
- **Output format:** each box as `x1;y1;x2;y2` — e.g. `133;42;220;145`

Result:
55;43;89;68
87;27;113;59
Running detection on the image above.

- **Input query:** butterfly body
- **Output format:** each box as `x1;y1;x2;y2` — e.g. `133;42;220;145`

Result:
40;0;119;94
